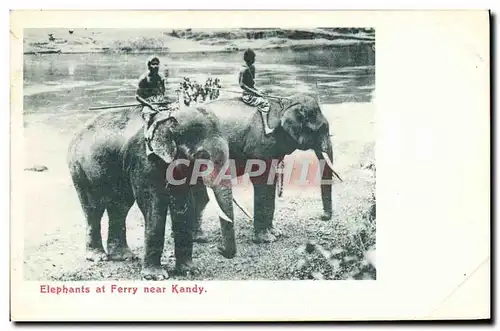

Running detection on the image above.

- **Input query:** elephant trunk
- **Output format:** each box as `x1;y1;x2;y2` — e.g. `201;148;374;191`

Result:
208;186;236;259
314;135;341;220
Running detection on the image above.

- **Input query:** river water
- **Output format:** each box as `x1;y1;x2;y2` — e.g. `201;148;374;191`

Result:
23;44;375;134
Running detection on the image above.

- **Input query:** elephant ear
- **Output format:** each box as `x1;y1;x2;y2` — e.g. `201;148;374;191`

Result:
280;103;303;142
143;109;179;164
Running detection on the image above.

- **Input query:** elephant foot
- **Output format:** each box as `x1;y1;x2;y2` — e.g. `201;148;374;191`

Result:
321;211;333;220
192;229;209;243
85;247;108;262
174;261;199;277
107;244;137;261
217;245;236;259
141;266;169;281
252;230;277;244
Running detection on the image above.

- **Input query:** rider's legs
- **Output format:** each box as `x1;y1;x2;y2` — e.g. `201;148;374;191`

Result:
242;94;274;135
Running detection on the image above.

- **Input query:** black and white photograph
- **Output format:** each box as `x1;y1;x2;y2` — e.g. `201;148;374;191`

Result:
22;26;376;281
9;9;491;322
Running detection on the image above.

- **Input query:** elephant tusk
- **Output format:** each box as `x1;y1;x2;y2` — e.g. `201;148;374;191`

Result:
232;197;253;220
321;152;343;182
207;188;233;223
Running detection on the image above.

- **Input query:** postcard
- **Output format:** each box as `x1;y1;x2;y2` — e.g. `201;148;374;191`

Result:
9;10;490;321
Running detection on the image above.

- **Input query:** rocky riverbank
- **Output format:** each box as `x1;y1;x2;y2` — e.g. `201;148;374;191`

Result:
23;28;375;55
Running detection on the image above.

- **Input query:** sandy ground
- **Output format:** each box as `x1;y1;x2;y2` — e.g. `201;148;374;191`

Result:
20;102;375;281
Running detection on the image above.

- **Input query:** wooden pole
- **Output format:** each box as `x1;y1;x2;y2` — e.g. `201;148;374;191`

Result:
88;88;291;111
88;101;166;111
213;88;291;100
88;103;142;110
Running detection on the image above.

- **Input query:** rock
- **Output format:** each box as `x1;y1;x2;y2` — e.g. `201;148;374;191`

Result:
366;163;375;171
24;165;49;172
361;161;375;172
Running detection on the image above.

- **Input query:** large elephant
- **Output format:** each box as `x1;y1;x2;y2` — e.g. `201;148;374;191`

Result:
67;104;236;280
193;93;342;243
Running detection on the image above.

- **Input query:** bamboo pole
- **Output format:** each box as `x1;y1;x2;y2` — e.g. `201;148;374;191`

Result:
88;101;167;111
213;88;291;100
88;88;290;110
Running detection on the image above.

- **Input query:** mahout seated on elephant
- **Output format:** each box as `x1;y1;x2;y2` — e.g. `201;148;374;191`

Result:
135;57;171;111
238;48;274;136
191;92;343;244
67;101;237;280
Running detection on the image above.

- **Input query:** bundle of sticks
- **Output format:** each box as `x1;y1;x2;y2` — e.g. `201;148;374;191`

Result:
176;76;222;106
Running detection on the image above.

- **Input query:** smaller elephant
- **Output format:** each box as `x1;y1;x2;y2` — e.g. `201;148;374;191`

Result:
67;104;237;280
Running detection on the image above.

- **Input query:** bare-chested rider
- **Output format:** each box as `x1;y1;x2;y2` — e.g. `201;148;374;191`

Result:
239;48;274;135
136;56;167;112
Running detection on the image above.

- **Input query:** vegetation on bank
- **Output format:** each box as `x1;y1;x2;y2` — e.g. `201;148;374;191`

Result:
289;142;376;280
23;28;375;54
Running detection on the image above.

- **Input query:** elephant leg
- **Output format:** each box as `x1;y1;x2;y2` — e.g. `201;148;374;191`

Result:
136;188;169;281
252;182;279;243
169;185;197;276
169;185;208;243
106;197;135;261
82;196;106;261
191;184;210;243
70;170;107;262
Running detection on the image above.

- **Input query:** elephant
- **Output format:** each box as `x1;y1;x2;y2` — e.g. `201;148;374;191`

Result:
67;104;237;280
192;92;342;243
